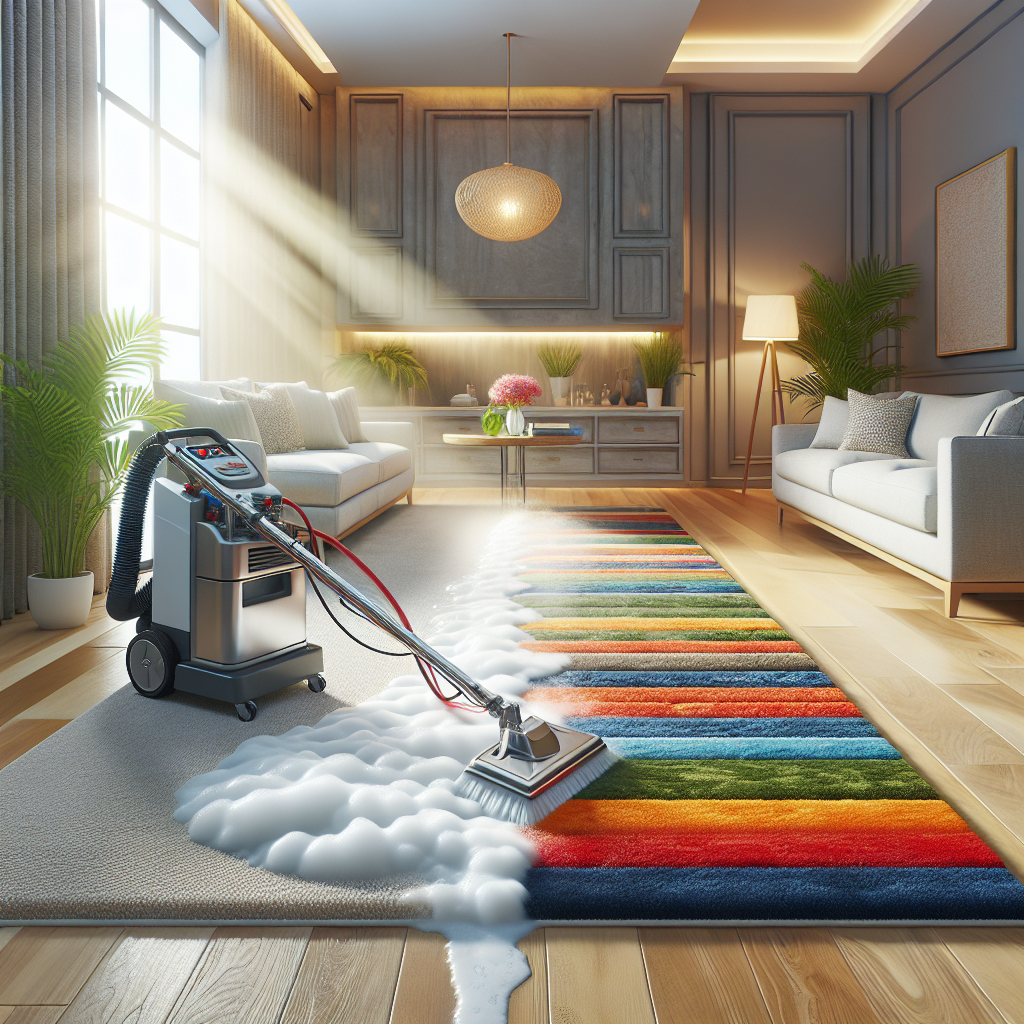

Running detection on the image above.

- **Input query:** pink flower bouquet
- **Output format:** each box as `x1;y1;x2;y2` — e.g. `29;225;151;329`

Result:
488;374;543;408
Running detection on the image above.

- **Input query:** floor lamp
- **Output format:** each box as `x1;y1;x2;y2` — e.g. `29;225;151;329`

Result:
741;295;799;494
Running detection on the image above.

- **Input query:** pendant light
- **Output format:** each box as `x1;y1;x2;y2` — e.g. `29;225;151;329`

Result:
455;33;562;242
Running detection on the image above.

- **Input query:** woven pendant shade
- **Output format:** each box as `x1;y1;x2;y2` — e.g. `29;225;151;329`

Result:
456;162;562;241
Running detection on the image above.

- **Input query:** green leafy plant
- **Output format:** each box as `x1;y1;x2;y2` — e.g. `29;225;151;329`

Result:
333;341;428;392
633;332;691;389
537;341;583;378
0;310;184;579
780;257;919;411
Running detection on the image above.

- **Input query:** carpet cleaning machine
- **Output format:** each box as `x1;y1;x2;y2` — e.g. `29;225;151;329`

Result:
106;428;616;824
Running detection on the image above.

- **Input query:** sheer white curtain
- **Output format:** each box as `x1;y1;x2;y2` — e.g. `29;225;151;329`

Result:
1;0;102;619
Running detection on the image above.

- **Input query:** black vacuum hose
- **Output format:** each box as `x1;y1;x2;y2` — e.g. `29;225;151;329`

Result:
105;434;167;622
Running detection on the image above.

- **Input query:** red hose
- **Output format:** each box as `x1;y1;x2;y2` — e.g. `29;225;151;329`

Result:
280;497;478;712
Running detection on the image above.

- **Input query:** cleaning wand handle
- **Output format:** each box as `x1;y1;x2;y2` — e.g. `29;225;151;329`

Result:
163;444;514;721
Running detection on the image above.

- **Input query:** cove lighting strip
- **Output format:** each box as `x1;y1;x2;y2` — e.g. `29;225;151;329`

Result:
260;0;337;74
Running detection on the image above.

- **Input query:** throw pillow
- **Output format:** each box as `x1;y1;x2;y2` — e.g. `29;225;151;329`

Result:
156;385;263;445
838;389;920;457
220;384;305;455
327;387;369;443
809;392;910;449
261;382;348;449
977;396;1024;436
153;377;253;403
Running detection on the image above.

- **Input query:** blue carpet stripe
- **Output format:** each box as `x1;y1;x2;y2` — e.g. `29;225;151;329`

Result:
525;867;1024;921
521;582;747;594
566;716;884;738
549;670;835;688
604;736;901;760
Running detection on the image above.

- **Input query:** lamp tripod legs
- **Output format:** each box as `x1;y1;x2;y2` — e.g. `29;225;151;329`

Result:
742;339;785;495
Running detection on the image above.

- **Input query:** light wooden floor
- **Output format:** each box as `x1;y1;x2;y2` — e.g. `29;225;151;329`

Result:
2;486;1024;1023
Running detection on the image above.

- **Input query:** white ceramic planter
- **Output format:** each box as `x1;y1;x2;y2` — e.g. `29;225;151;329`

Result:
27;571;94;629
548;376;571;407
646;387;664;409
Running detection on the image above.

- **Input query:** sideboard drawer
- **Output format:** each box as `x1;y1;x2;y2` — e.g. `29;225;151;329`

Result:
598;416;679;444
599;446;680;475
525;446;595;475
422;446;500;475
421;415;482;444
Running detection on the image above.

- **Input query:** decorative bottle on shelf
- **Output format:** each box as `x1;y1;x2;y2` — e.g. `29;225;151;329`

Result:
615;368;631;406
600;384;611;406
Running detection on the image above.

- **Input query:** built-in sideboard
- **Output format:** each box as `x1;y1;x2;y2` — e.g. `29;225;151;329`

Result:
361;406;685;487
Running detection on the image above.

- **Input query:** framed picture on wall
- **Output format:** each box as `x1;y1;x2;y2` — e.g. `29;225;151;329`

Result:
935;147;1016;356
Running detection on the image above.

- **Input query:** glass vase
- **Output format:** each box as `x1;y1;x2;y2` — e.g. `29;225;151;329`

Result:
505;406;526;436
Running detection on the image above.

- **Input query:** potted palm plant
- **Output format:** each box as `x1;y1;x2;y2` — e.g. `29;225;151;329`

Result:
0;311;183;629
780;257;919;410
634;333;690;408
537;341;583;407
332;340;429;406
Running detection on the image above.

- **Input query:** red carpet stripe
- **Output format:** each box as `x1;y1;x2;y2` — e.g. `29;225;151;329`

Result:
526;686;851;704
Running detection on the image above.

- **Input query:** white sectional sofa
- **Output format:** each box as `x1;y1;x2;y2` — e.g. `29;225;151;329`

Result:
151;378;415;538
772;390;1024;616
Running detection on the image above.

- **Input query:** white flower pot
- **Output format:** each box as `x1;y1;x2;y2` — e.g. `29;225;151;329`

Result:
646;387;664;409
549;376;571;408
505;407;526;436
27;571;94;630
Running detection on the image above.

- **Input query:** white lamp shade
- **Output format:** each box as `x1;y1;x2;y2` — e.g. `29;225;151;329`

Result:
742;295;799;341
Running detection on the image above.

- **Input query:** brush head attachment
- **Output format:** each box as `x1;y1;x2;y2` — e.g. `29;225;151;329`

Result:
454;724;619;826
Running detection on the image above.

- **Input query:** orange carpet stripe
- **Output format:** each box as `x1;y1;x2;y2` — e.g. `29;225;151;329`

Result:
532;618;780;632
537;700;863;718
526;686;849;704
537;799;972;836
522;640;803;653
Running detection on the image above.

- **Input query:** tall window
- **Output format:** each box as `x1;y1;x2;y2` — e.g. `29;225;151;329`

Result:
98;0;202;380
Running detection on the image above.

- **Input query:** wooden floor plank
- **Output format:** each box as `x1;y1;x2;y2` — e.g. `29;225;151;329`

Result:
829;927;1005;1024
508;929;547;1024
0;933;18;957
388;930;455;1024
13;657;127;723
281;927;405;1024
941;927;1024;1024
639;927;771;1024
0;649;120;728
165;927;310;1024
546;926;656;1024
740;928;883;1024
56;928;213;1024
0;1009;64;1024
0;600;112;682
946;764;1024;837
940;684;1024;756
0;720;68;770
0;928;122;1006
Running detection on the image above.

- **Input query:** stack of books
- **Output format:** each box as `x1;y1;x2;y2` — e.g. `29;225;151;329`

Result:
531;422;583;437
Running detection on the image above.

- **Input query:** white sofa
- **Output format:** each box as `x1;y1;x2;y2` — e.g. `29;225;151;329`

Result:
772;390;1024;616
151;378;416;538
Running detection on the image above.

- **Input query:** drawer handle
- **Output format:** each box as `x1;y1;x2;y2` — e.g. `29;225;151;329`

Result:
633;457;643;461
546;456;561;463
458;426;470;432
458;456;471;463
633;426;645;432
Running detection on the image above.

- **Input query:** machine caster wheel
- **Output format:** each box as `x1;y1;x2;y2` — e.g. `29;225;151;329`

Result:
307;673;327;693
235;701;258;722
127;629;178;698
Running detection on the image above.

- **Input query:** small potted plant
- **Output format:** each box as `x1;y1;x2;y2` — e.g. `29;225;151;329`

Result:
634;333;688;408
332;340;429;406
0;311;183;629
487;374;543;436
537;341;583;407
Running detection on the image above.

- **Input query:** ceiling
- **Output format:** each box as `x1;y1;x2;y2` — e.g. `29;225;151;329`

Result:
283;0;700;87
258;0;993;93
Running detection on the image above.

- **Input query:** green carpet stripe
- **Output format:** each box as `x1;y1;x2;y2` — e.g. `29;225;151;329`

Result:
515;595;762;610
525;629;793;642
576;759;940;801
527;606;772;619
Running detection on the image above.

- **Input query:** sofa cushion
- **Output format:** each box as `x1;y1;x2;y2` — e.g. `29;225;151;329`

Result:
831;459;938;534
327;387;369;443
265;443;412;507
977;396;1024;436
154;377;252;401
221;383;305;455
266;450;379;506
906;390;1014;460
266;382;348;450
809;392;912;449
152;385;263;445
774;448;897;496
839;390;920;457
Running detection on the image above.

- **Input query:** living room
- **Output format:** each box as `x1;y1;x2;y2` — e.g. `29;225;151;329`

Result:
1;0;1023;1020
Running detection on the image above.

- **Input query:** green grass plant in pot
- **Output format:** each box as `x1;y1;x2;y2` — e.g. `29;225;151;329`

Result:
780;256;919;411
0;310;183;629
537;341;583;407
633;333;690;408
332;340;429;406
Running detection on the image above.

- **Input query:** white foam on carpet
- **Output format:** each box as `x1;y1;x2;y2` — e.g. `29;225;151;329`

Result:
174;511;570;1022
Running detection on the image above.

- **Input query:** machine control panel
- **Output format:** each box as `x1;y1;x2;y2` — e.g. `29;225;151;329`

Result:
186;445;257;481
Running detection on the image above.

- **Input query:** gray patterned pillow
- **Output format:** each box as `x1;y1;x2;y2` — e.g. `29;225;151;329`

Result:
838;389;920;457
977;396;1024;436
220;384;306;455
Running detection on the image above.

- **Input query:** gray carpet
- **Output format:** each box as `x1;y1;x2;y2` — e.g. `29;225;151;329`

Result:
0;504;504;923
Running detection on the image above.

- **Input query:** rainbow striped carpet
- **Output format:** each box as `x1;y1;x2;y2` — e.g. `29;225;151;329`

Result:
515;508;1024;922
